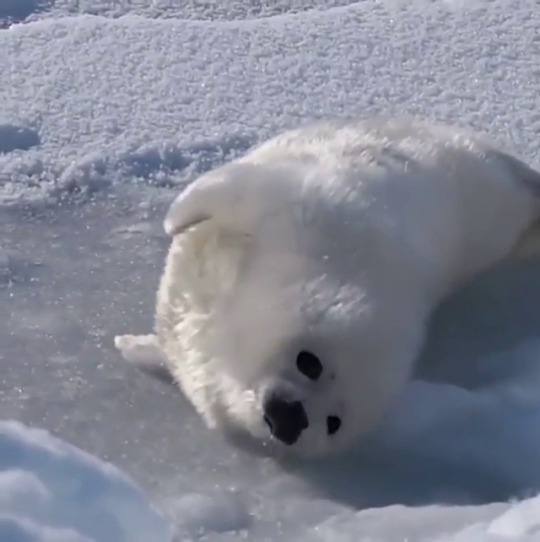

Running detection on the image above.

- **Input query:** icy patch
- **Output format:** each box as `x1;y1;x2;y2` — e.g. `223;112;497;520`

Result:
4;190;540;541
0;125;40;154
0;420;171;542
0;249;43;288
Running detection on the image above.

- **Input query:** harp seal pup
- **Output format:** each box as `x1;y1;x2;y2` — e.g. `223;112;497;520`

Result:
115;117;540;457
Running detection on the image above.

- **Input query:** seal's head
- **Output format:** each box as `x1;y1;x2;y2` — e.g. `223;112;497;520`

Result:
156;160;420;457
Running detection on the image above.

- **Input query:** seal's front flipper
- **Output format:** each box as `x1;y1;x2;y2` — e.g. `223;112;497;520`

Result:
114;334;174;385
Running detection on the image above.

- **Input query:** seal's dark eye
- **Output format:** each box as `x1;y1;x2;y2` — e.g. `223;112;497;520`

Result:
296;351;323;381
327;416;341;436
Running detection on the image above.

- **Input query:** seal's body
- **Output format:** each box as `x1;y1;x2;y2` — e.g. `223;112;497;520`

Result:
116;117;540;457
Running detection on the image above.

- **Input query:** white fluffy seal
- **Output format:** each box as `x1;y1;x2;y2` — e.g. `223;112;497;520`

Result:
115;117;540;457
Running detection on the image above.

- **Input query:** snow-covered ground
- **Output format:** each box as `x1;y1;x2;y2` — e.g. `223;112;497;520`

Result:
2;0;540;540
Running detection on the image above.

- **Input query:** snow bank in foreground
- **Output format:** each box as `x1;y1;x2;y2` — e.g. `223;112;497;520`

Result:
0;421;171;542
2;408;539;542
303;494;540;542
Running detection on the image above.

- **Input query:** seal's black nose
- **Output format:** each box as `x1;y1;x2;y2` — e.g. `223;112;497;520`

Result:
263;393;308;445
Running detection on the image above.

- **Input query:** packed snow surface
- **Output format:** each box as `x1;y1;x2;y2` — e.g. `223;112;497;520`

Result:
2;0;540;540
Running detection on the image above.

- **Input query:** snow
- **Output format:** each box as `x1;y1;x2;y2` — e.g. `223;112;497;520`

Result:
0;420;171;542
2;0;540;541
2;0;540;206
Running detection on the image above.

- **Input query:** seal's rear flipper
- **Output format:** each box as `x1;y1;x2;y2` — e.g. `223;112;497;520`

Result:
114;334;174;385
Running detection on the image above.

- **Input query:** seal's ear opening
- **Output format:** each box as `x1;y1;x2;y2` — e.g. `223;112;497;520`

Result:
163;162;269;237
